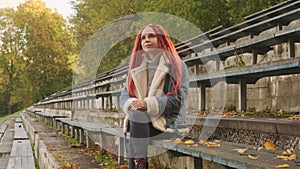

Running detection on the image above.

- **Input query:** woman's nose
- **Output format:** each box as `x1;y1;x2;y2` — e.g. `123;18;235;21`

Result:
145;36;150;42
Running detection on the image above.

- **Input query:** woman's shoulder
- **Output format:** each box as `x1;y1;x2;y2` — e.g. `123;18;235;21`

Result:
181;61;189;73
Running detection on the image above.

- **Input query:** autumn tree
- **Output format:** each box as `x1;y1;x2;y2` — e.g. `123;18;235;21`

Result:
12;0;73;108
0;8;26;114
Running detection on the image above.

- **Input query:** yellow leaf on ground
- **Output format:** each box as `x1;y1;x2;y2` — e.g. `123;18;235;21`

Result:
282;150;293;155
206;142;220;148
187;144;198;147
63;161;72;168
275;164;290;168
234;148;247;154
288;154;297;161
276;155;289;160
199;140;208;145
174;138;183;145
184;139;194;145
199;140;220;148
248;154;259;159
257;147;264;151
278;150;297;161
264;141;276;150
291;115;300;120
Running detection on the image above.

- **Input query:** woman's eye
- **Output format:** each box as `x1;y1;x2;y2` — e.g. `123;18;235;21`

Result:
141;34;156;40
148;34;156;38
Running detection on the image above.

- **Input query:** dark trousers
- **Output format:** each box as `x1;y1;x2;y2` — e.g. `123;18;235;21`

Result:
128;110;182;169
128;110;161;169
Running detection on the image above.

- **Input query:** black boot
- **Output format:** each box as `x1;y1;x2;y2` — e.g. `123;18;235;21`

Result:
134;156;148;169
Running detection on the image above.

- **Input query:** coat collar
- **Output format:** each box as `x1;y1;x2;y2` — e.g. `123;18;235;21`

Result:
130;53;170;99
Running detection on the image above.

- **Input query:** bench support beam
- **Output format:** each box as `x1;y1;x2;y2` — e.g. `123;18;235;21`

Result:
118;137;125;164
238;80;247;112
86;131;92;148
199;84;206;111
79;128;84;144
288;38;295;58
252;49;257;64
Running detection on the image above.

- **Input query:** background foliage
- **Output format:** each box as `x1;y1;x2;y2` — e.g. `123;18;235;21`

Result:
0;0;284;115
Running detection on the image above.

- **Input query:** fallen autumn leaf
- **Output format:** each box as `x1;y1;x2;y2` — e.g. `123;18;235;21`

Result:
248;154;259;160
264;141;276;150
275;164;290;168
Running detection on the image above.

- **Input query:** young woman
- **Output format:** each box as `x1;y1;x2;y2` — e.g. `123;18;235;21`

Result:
120;24;189;169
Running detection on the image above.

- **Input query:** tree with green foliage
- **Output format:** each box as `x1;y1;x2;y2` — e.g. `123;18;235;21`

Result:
0;0;74;115
0;8;25;114
12;0;74;107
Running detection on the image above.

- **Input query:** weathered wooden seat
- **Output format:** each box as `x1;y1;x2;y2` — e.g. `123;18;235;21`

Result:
0;119;10;140
7;140;35;169
6;117;35;169
14;122;28;141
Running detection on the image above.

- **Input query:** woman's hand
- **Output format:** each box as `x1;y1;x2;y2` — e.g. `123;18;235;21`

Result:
130;100;147;111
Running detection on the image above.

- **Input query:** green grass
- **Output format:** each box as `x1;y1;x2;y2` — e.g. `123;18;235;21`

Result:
240;109;296;118
95;153;119;168
62;134;82;147
0;111;20;123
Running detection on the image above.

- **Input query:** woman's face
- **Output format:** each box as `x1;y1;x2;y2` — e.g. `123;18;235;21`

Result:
141;26;160;53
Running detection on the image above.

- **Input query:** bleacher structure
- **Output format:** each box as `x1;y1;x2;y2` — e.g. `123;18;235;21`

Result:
19;0;300;168
34;0;300;113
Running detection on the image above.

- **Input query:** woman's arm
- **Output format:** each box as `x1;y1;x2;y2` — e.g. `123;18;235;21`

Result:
119;87;137;115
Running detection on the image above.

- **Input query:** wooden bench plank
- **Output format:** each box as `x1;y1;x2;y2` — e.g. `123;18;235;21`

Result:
15;117;22;123
14;123;29;140
101;127;126;138
7;157;18;169
22;156;35;169
10;140;33;157
79;121;111;132
7;156;35;169
8;140;35;169
56;118;111;132
189;58;300;86
0;124;8;134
